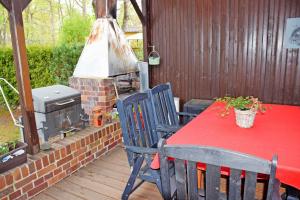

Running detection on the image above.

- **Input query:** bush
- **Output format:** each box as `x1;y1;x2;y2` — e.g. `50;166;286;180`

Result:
0;44;84;106
0;48;17;105
50;44;84;85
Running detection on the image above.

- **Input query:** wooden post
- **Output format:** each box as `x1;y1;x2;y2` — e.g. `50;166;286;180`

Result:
142;0;151;61
94;0;117;19
0;0;40;154
142;0;152;85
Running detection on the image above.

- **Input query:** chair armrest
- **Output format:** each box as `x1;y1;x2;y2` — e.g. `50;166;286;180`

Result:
125;146;158;155
156;124;181;133
177;112;198;118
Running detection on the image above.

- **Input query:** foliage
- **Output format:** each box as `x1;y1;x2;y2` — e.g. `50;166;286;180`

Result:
27;46;56;87
217;96;266;116
117;0;142;31
58;12;92;45
0;48;20;106
0;140;18;156
0;0;94;46
0;44;84;106
50;43;84;85
0;106;20;144
23;0;62;45
0;46;55;105
130;40;143;60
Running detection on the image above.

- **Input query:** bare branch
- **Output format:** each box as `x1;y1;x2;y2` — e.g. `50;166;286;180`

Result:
74;0;83;8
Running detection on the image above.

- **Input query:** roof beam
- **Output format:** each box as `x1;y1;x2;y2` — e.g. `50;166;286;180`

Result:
21;0;31;11
0;0;11;11
130;0;145;25
0;0;31;11
94;0;116;18
142;0;151;60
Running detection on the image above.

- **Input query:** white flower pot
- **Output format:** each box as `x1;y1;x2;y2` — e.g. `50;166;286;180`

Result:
234;108;257;128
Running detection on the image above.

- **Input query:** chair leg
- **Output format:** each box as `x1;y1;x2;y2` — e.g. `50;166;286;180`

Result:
122;156;144;200
156;176;163;195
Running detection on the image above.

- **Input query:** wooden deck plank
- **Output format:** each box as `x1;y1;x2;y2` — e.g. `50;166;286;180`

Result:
56;179;116;200
68;172;160;200
73;167;161;198
41;185;85;200
32;193;57;200
86;162;160;194
34;146;162;200
92;158;131;173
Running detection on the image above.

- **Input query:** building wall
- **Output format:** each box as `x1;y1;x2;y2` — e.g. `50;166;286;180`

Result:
148;0;300;105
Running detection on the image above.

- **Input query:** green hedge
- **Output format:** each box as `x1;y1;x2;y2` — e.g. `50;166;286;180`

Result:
50;44;84;85
0;44;84;106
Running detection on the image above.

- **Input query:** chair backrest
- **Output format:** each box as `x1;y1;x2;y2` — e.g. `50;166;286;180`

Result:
158;139;278;200
117;92;158;167
148;83;179;127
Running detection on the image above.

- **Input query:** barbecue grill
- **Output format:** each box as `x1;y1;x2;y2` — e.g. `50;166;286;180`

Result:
32;85;87;148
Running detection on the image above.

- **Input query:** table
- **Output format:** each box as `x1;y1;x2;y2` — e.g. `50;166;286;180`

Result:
151;102;300;190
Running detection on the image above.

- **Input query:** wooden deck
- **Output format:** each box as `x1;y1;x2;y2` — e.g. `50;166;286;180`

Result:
33;146;162;200
33;145;285;200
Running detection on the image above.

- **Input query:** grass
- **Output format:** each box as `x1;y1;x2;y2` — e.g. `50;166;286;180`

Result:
0;106;20;144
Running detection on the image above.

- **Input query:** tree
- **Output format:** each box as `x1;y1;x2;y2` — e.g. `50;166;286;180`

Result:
58;12;92;45
23;0;62;45
74;0;87;16
122;0;130;30
0;8;9;46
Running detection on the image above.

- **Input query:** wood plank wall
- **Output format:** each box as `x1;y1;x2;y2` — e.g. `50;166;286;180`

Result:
148;0;300;105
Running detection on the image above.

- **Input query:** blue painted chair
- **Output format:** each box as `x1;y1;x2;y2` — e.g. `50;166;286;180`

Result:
148;83;197;138
158;138;281;200
116;92;162;200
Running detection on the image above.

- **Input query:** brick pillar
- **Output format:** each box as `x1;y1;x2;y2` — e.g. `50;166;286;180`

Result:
69;77;116;118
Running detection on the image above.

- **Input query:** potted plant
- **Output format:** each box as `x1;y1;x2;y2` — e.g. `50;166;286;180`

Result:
217;96;266;128
0;140;27;173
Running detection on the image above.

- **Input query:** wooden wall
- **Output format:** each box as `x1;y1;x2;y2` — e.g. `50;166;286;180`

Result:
148;0;300;105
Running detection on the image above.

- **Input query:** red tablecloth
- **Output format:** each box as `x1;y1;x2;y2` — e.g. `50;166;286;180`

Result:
151;102;300;189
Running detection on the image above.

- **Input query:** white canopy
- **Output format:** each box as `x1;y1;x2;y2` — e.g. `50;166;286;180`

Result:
73;18;138;78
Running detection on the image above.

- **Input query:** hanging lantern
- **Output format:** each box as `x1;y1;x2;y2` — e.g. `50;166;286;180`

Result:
148;46;160;65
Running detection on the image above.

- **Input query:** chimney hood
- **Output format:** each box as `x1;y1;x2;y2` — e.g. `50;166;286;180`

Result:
73;18;138;78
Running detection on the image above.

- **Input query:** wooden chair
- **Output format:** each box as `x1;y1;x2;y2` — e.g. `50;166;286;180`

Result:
158;138;281;200
148;83;197;137
116;92;162;200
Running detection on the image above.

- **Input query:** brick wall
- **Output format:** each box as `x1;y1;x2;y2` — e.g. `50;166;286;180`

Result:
0;122;122;200
69;77;116;117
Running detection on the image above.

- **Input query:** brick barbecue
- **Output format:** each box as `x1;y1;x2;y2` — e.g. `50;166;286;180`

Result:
69;16;145;121
69;77;116;116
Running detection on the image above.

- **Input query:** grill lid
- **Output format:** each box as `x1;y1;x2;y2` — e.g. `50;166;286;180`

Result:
32;85;81;113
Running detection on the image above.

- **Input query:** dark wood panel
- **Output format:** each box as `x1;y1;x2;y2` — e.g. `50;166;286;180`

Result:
148;0;300;106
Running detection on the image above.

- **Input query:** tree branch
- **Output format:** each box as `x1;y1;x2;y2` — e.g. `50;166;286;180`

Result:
74;0;83;9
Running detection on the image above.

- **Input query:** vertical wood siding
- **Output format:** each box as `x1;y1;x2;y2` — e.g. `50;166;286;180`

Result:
148;0;300;105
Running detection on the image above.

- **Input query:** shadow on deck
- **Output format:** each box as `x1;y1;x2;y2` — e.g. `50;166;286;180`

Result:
33;146;162;200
